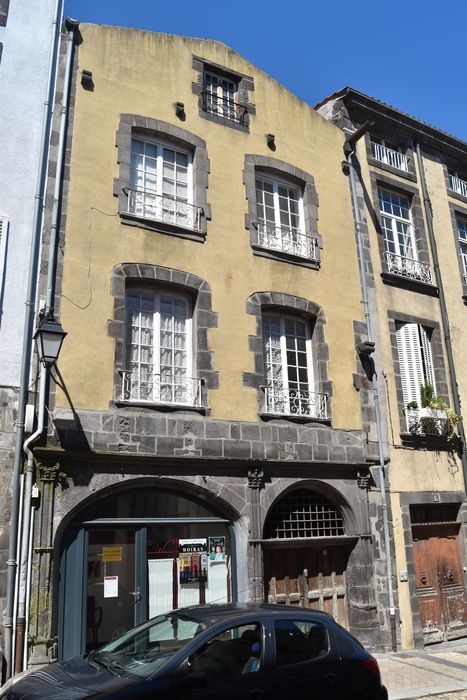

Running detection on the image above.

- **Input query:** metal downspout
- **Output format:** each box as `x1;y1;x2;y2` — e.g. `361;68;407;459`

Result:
14;367;47;673
345;139;397;651
415;142;467;491
3;0;64;679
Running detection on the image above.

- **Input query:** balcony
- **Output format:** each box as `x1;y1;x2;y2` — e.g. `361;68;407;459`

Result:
125;187;203;231
371;142;409;172
263;385;328;419
119;370;202;407
448;174;467;198
385;251;432;284
257;222;318;261
201;91;248;125
406;408;450;436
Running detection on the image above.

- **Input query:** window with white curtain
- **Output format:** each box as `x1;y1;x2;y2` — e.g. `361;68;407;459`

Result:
256;176;309;258
123;290;197;405
204;71;238;121
396;322;435;430
262;314;322;418
128;138;196;229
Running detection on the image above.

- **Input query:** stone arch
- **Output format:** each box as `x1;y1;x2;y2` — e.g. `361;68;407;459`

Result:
243;291;332;419
262;479;358;539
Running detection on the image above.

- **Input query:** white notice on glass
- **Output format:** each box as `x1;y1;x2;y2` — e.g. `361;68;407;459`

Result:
104;575;118;598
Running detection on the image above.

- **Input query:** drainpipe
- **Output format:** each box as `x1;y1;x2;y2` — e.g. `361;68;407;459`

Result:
344;125;398;651
14;367;47;673
415;142;467;491
3;0;64;679
11;16;78;673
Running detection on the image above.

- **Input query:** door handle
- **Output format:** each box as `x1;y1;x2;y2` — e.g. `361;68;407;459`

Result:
420;574;427;584
130;587;141;604
325;673;336;684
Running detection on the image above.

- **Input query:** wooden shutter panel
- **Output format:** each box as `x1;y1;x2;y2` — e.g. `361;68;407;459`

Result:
419;325;436;392
396;322;425;406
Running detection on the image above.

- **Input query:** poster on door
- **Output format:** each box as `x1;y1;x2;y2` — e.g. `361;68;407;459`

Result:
178;539;208;584
209;536;226;563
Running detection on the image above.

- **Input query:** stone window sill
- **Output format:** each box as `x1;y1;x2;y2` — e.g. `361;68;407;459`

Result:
367;156;417;183
251;244;320;269
259;412;331;426
380;272;438;296
120;211;206;242
113;399;206;415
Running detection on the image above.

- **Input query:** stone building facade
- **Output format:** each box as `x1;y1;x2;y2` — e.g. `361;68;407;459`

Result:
25;26;397;666
317;88;467;648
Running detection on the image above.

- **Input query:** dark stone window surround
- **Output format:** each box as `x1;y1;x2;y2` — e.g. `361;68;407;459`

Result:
387;310;449;442
243;291;332;422
192;55;255;133
113;114;211;242
364;130;417;183
108;263;219;414
243;155;322;269
369;171;436;295
399;491;467;648
448;201;467;304
0;0;9;26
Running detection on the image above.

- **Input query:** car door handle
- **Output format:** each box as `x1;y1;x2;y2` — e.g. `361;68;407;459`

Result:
325;673;336;684
250;690;264;699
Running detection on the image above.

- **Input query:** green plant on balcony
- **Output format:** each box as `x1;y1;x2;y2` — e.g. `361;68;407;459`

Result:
406;383;462;437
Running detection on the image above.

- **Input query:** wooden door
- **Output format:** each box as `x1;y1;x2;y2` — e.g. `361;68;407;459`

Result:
412;523;467;643
264;545;348;629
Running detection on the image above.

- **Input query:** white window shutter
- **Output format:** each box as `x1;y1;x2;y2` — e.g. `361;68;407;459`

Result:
419;325;436;392
0;216;9;295
396;323;425;406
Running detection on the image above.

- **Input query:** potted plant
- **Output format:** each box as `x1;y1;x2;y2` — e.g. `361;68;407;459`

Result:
406;383;462;437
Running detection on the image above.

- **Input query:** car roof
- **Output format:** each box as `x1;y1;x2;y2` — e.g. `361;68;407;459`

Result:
174;603;333;622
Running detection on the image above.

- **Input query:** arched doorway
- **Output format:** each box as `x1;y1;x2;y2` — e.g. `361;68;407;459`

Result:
58;484;237;660
262;488;356;629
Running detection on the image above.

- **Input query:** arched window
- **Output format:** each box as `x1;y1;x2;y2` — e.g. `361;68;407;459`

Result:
264;489;344;539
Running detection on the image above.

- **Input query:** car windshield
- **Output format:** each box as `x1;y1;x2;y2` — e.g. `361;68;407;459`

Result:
90;612;208;679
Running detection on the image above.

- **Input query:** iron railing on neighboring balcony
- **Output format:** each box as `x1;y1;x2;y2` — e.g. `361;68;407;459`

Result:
201;91;248;125
263;385;328;419
385;251;432;284
125;187;203;231
257;221;318;261
448;174;467;198
119;370;202;407
371;142;409;172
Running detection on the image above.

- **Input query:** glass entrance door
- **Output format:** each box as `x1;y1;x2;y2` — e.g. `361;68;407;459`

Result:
86;529;139;652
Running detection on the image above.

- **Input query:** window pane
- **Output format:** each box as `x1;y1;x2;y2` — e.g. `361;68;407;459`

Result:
274;620;328;667
189;624;262;678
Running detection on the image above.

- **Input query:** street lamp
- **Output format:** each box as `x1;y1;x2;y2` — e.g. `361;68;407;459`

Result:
33;317;67;366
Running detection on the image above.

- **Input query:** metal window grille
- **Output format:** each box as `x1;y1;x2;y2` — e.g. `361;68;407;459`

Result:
264;489;344;539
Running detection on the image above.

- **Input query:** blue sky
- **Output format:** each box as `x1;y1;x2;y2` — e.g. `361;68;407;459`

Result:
64;0;467;142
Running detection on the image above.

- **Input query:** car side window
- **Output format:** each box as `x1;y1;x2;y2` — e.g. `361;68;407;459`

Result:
274;619;328;667
188;623;262;679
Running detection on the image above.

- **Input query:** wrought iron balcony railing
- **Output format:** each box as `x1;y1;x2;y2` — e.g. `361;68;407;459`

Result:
125;187;203;231
119;370;202;407
257;221;318;261
448;174;467;198
263;385;328;419
385;251;432;284
371;142;409;172
201;91;248;125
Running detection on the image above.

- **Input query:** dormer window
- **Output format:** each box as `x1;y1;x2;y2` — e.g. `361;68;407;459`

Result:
448;170;467;198
202;70;247;125
371;137;408;172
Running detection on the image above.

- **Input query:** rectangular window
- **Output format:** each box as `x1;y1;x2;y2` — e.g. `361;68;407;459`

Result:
256;176;313;259
456;216;467;283
371;137;408;172
448;170;467;198
122;290;200;406
203;71;246;124
396;322;435;431
128;139;200;230
262;314;326;418
378;188;431;283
